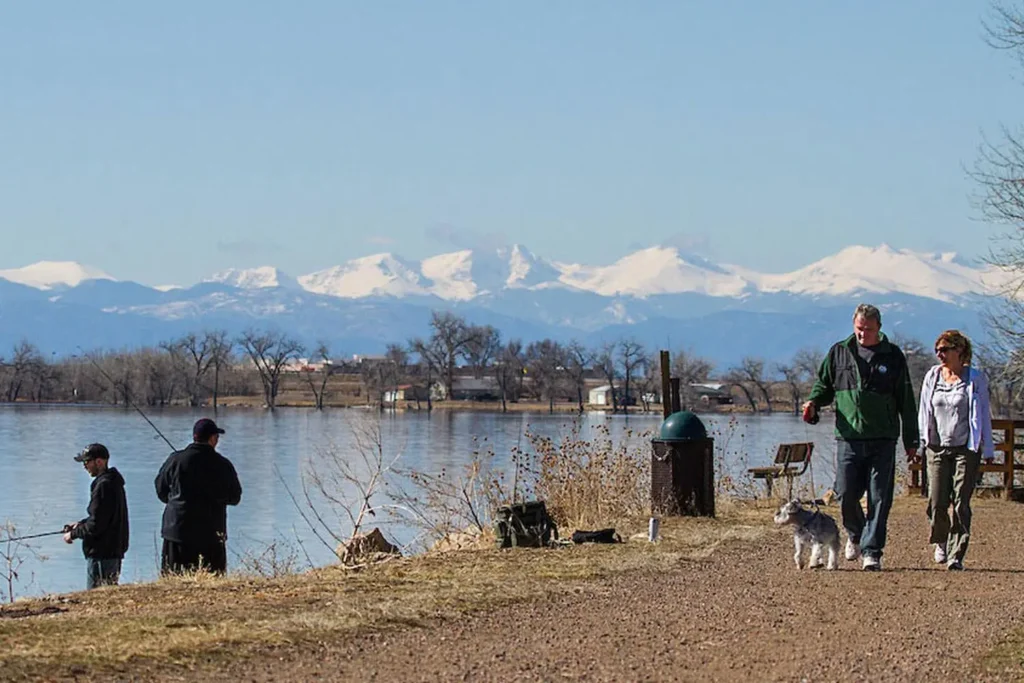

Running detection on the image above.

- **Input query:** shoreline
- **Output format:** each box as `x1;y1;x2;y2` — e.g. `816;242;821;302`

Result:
0;397;808;417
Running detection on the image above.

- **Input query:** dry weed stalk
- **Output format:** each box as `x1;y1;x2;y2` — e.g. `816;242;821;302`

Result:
0;520;47;603
390;437;517;549
709;416;760;499
277;415;406;567
231;537;305;578
527;423;651;530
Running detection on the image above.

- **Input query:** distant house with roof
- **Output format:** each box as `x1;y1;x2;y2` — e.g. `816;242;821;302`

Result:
691;382;733;405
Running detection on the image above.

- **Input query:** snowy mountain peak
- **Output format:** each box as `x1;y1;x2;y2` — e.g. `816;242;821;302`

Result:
205;266;298;290
749;244;1001;302
298;253;428;298
419;244;566;300
0;261;114;290
558;246;749;298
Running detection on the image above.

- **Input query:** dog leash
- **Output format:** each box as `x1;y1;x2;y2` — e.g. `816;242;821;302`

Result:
802;412;822;512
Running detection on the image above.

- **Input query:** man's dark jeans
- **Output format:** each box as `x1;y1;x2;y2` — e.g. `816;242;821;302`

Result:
86;558;122;590
835;439;896;559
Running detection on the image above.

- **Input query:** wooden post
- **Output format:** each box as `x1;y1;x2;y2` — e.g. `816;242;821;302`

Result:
670;377;681;414
660;350;672;419
1005;422;1015;501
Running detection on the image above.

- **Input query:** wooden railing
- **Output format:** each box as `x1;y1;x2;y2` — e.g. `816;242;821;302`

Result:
908;418;1024;498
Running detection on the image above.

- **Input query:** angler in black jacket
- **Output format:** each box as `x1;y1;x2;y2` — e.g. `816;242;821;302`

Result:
155;418;242;574
64;443;130;589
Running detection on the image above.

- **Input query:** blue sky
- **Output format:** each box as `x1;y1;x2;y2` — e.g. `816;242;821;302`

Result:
0;2;1019;286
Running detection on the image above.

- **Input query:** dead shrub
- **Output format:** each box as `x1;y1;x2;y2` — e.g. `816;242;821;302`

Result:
526;423;651;531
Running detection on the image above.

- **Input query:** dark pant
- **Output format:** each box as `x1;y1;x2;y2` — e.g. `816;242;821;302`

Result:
835;439;896;559
161;539;227;575
86;558;122;589
927;445;980;563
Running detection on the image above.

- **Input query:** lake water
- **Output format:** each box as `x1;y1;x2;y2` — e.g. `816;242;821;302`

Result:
0;405;839;599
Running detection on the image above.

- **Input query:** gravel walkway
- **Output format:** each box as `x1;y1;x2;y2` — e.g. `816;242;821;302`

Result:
199;497;1024;682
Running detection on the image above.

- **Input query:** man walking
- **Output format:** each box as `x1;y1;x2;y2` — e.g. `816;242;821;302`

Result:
802;304;919;571
64;443;130;589
155;418;242;574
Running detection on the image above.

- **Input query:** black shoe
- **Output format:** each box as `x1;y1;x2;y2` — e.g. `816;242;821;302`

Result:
947;560;964;571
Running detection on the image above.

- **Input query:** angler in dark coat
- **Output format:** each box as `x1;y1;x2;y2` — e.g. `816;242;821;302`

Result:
155;418;242;574
64;443;130;589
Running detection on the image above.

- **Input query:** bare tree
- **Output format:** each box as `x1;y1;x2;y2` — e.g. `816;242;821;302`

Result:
618;339;647;415
464;325;501;379
670;348;715;410
383;343;408;412
427;311;477;400
525;339;565;414
172;332;219;406
792;348;820;377
494;340;524;413
974;3;1024;391
977;346;1016;417
594;342;618;413
726;357;773;413
775;363;804;415
890;334;934;402
306;342;334;410
281;416;404;566
636;351;661;412
4;341;43;403
204;330;233;410
408;336;443;412
564;340;593;414
237;329;304;410
146;347;183;406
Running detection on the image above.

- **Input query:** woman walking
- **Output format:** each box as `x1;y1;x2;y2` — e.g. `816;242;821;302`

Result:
918;330;994;570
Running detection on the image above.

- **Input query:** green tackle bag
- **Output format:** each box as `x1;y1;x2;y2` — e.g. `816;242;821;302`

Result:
493;500;558;549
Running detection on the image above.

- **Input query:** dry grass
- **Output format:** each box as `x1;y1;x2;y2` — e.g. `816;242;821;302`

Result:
0;504;771;681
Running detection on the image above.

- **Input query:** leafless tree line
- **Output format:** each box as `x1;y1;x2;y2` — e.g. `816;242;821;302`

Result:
0;329;308;411
7;310;1014;416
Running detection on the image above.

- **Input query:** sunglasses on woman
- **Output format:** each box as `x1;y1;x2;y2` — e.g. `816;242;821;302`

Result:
935;346;956;355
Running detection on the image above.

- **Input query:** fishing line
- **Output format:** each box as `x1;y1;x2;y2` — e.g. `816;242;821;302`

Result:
73;346;178;452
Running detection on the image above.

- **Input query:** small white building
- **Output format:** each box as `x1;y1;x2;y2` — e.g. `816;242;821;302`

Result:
383;384;430;404
588;384;613;406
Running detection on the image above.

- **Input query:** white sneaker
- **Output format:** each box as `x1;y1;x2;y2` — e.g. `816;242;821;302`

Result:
845;538;861;561
933;544;947;564
862;556;881;571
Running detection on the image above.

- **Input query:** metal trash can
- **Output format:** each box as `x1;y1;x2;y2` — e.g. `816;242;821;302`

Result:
651;410;715;517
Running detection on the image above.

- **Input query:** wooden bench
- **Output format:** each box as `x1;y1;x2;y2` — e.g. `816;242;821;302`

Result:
908;418;1024;499
748;442;814;499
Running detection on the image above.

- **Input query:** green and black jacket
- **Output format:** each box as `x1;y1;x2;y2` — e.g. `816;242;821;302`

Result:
807;333;919;449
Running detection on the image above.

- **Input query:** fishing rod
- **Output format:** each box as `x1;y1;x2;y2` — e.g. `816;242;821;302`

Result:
74;346;179;452
2;527;71;543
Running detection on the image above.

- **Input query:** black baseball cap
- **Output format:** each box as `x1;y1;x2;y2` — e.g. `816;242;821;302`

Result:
193;418;226;440
74;443;110;463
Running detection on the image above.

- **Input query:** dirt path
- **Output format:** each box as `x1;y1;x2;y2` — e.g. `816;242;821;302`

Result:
188;497;1024;682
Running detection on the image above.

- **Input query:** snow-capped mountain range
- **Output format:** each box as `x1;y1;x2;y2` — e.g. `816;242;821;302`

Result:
0;245;1008;365
152;243;1006;302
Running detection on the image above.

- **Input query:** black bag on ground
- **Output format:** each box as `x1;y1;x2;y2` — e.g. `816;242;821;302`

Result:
570;528;620;544
493;501;558;549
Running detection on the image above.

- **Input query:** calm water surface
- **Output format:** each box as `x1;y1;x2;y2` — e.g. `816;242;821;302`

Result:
0;405;837;598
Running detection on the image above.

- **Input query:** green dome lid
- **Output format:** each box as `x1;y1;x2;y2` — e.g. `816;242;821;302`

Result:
655;410;707;442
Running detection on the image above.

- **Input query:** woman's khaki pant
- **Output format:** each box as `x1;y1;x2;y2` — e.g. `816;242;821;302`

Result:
926;445;980;564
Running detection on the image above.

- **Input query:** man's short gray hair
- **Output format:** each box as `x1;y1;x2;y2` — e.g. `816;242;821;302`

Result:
852;304;881;326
